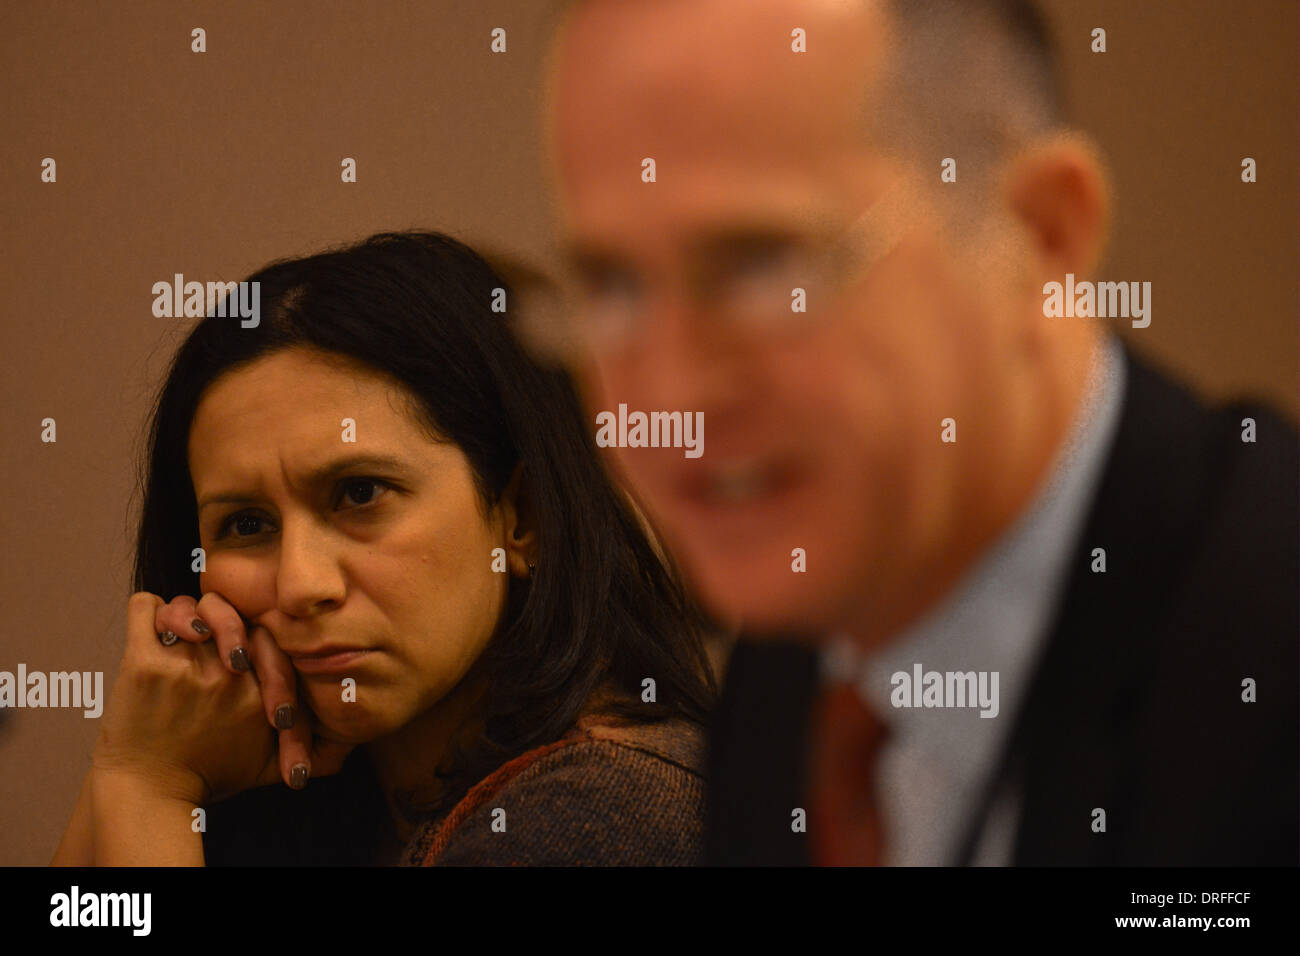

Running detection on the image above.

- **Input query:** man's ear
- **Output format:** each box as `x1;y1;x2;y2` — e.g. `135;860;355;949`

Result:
497;463;539;579
1001;131;1112;283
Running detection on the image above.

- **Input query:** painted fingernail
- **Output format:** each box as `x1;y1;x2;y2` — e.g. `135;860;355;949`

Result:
275;703;296;729
290;763;309;790
191;618;211;636
230;647;250;672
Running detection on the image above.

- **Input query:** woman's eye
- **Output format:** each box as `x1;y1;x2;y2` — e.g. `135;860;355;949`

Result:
213;480;390;539
339;478;389;508
218;513;269;539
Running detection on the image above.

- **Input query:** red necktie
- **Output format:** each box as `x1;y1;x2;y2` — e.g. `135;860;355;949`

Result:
806;679;890;866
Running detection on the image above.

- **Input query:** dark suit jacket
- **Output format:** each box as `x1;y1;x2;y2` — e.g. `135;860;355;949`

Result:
705;340;1299;865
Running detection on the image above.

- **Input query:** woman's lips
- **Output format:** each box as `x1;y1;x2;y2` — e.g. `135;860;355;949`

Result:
289;649;372;675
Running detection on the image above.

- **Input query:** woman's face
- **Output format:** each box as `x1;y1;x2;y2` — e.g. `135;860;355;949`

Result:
187;346;526;744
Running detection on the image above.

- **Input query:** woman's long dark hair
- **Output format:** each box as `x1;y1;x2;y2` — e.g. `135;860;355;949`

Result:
132;231;716;841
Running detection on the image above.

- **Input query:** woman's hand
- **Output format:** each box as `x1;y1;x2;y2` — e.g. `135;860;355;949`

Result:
92;592;274;805
94;591;354;805
56;591;356;866
149;589;349;792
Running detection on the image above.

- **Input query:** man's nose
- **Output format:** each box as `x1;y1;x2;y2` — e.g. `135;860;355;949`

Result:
275;518;346;618
614;286;750;416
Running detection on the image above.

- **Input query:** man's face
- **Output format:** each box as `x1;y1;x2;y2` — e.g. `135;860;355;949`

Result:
550;0;1034;640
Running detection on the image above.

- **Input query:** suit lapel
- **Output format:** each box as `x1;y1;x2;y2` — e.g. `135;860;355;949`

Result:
1002;340;1223;864
704;639;821;865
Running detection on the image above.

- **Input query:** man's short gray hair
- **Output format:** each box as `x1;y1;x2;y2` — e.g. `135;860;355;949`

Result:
871;0;1067;213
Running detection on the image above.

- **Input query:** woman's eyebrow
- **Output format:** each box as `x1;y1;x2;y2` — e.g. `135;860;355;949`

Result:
298;452;414;486
196;453;415;513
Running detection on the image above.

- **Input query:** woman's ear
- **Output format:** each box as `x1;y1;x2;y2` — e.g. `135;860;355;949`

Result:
497;463;539;580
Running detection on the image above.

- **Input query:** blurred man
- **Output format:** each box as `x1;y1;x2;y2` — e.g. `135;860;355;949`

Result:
542;0;1297;864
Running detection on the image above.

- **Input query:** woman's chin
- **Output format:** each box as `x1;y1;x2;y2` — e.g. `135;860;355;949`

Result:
306;698;403;745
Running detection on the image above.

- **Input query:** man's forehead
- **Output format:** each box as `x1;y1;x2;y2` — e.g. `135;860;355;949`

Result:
560;0;887;51
552;0;893;165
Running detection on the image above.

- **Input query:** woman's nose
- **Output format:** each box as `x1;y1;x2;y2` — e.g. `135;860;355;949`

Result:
274;518;346;617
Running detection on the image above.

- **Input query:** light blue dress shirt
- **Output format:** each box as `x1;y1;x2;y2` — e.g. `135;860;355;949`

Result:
818;333;1127;865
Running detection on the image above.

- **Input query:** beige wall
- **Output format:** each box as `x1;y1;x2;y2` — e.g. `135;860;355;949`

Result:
2;0;1295;864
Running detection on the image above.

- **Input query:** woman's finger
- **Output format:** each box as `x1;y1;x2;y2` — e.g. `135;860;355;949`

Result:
277;721;313;790
153;594;206;644
128;591;179;659
244;626;312;789
194;590;253;675
245;624;299;734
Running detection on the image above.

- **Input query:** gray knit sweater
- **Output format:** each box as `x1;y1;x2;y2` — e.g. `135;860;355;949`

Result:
399;715;706;866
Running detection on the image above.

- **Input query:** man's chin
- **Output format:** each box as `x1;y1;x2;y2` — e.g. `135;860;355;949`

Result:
689;558;849;644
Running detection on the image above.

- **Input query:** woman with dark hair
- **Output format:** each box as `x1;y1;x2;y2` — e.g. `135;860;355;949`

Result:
52;231;718;866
